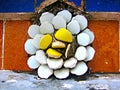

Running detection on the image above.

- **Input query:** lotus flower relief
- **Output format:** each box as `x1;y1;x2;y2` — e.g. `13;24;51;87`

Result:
24;10;95;79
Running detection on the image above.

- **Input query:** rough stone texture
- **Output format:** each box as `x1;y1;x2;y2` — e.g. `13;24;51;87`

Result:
0;70;120;90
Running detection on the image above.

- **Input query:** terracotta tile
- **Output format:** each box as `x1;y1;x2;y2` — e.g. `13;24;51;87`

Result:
0;21;3;69
4;20;31;70
88;20;119;73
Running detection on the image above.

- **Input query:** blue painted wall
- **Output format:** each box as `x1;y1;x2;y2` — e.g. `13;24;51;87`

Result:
0;0;120;12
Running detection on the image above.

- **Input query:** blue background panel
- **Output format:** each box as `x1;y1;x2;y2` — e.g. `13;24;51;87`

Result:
0;0;120;12
0;0;34;12
86;0;120;12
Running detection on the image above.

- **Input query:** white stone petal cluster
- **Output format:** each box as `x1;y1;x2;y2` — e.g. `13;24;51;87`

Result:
24;10;95;79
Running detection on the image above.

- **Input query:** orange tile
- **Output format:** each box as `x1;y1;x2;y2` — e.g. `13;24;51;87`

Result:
88;20;119;73
4;20;31;70
0;21;3;69
3;20;119;72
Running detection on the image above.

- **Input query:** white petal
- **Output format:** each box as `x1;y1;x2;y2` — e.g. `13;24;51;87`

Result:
24;39;37;55
85;46;95;61
75;46;87;61
54;68;69;79
40;22;54;34
77;32;90;46
83;28;95;44
64;57;77;68
52;15;66;29
32;34;43;49
35;50;47;64
38;65;53;79
27;56;40;69
47;58;63;69
67;20;80;34
72;15;88;30
28;25;40;38
71;61;88;75
40;12;55;24
57;10;72;23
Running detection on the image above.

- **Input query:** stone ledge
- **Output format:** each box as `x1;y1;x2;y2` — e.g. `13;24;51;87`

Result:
0;70;120;90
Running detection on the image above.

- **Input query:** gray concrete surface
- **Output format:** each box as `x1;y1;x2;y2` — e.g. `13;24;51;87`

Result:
0;70;120;90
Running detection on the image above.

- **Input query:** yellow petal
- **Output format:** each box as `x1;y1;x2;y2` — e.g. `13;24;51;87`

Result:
46;48;62;58
39;34;52;49
55;28;73;43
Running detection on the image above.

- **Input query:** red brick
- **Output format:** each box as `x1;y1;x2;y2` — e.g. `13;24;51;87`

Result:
88;20;119;72
0;21;3;69
4;21;31;70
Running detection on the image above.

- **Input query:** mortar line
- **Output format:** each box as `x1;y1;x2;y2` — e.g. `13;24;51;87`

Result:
1;19;6;70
